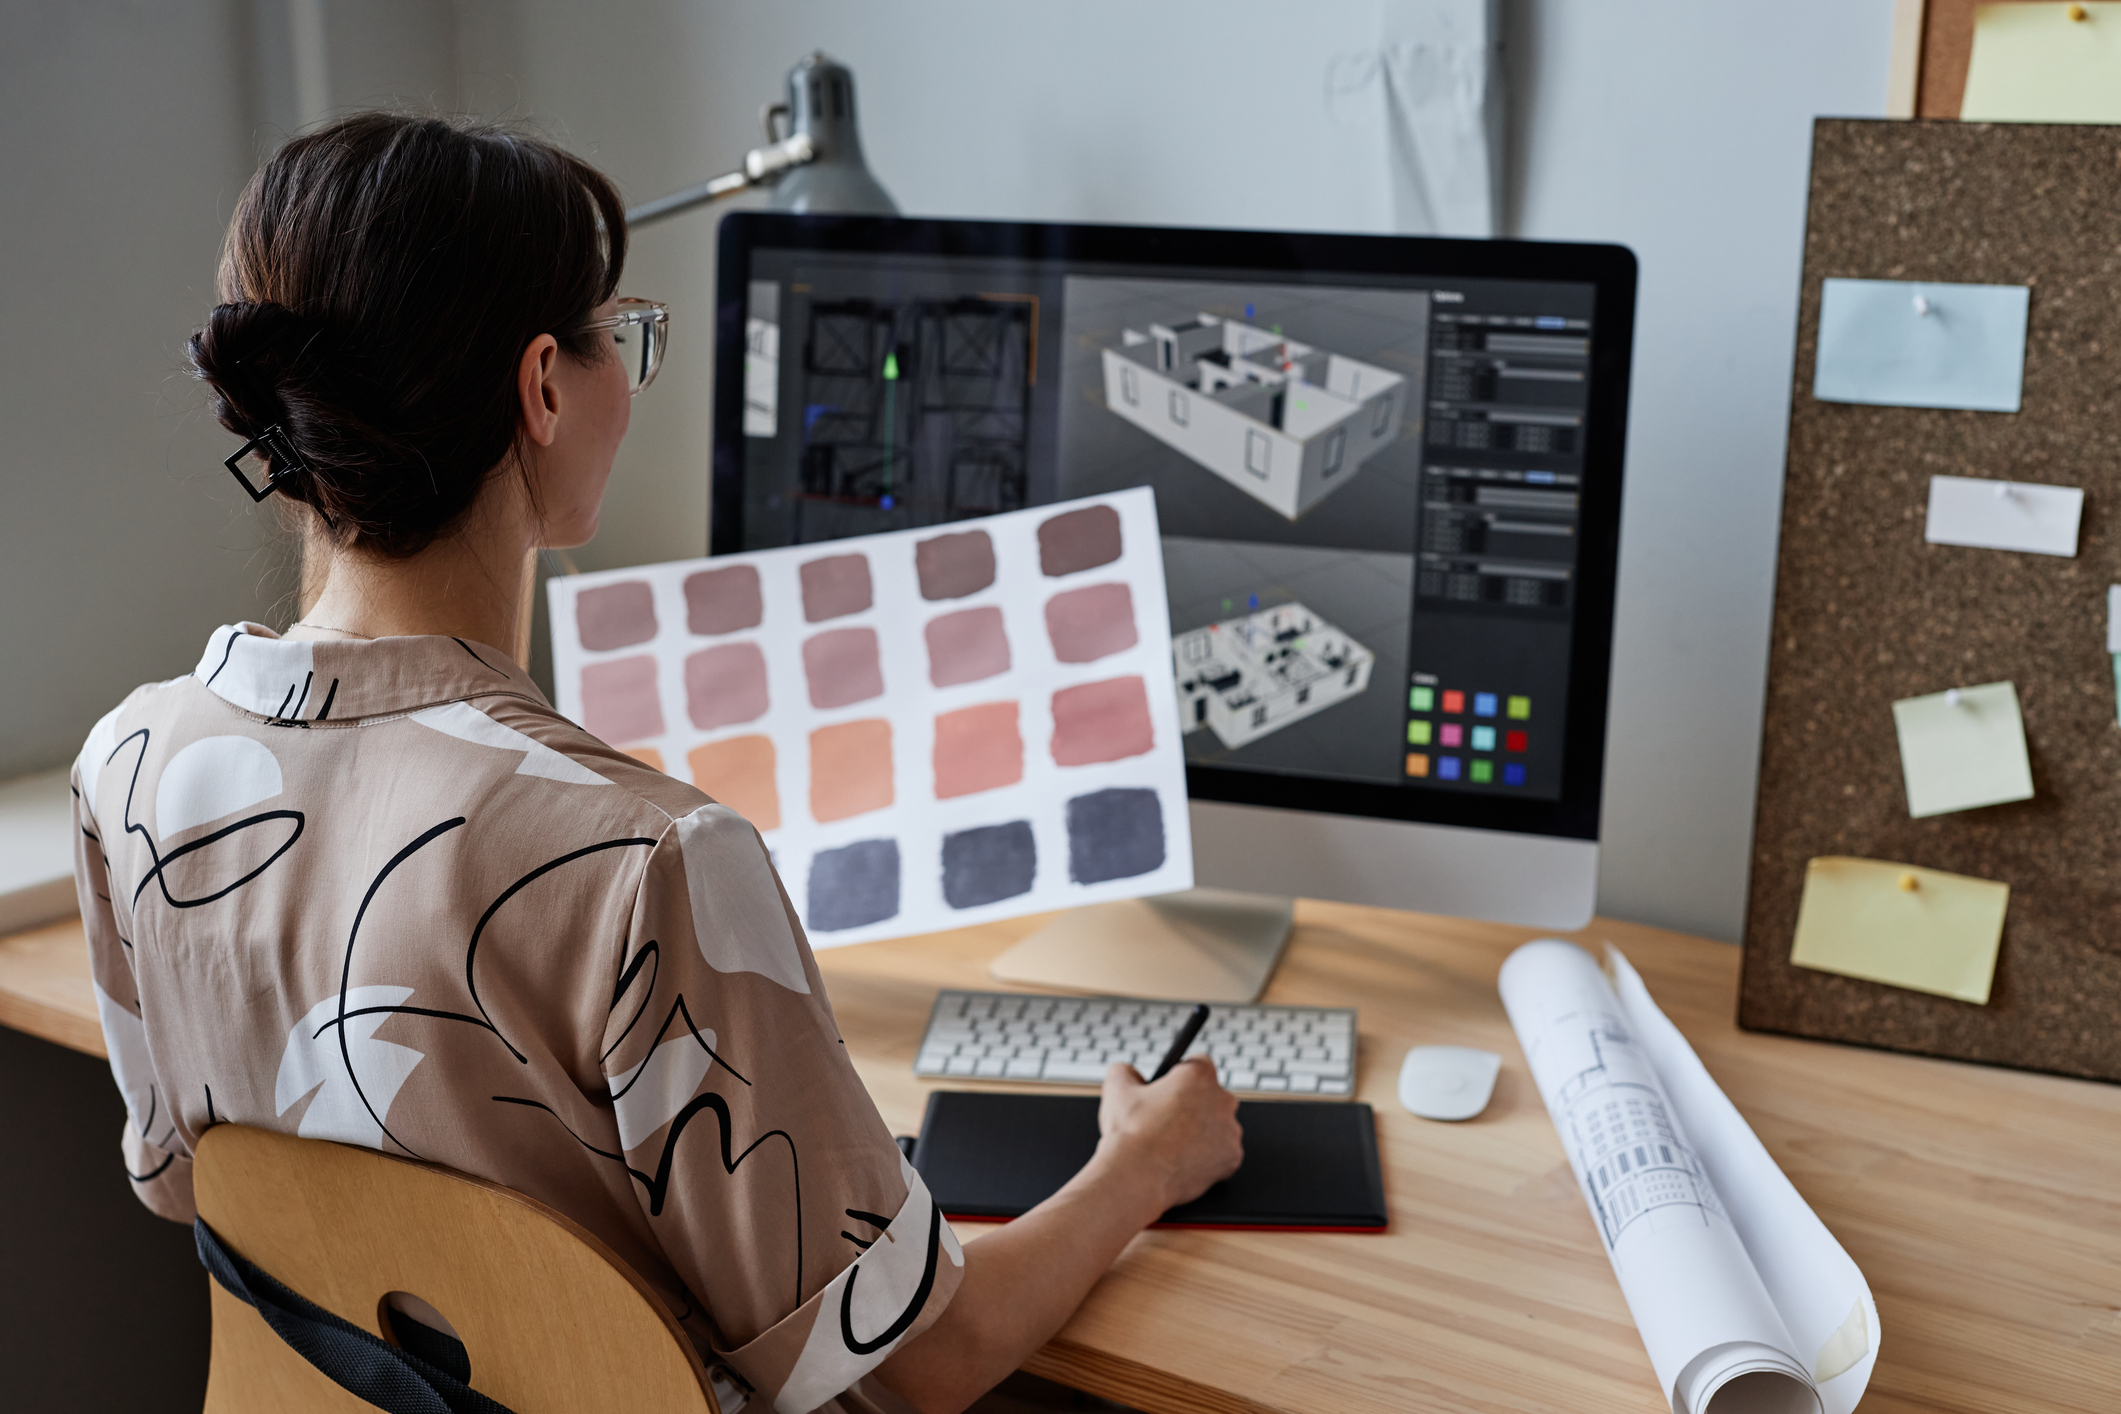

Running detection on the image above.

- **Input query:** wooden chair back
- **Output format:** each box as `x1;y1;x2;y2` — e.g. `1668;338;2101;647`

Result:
194;1123;717;1413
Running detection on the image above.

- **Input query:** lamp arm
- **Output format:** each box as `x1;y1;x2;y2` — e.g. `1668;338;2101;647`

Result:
624;133;817;228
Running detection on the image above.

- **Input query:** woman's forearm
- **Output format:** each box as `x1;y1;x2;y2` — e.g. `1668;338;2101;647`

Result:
872;1141;1167;1414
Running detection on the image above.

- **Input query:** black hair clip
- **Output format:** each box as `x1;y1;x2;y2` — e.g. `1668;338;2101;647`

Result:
225;425;335;527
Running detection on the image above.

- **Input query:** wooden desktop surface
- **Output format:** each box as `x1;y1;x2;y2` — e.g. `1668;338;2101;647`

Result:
5;903;2116;1412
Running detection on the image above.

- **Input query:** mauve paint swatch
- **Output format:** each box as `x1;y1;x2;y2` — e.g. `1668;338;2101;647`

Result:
579;656;664;745
915;529;996;600
941;820;1036;909
576;580;657;651
688;734;779;831
924;606;1011;687
933;701;1023;798
808;838;900;932
684;642;769;730
810;719;893;822
1048;676;1154;765
802;627;884;709
800;553;873;622
1066;787;1166;884
684;564;763;635
1043;582;1137;664
1037;504;1123;577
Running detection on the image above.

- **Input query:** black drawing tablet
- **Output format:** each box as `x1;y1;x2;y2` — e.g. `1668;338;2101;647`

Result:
908;1091;1388;1231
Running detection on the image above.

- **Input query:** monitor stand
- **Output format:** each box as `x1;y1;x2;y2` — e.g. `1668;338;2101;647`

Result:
986;888;1294;1003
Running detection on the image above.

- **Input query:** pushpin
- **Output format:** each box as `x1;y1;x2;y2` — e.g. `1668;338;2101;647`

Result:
1945;688;1963;708
2069;3;2088;21
1913;294;1931;317
1994;482;2012;500
1898;873;1919;892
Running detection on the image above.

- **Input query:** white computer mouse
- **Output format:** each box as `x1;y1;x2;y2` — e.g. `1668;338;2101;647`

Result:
1397;1045;1502;1121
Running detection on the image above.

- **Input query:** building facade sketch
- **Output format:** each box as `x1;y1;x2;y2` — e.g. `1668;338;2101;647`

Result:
1101;314;1406;520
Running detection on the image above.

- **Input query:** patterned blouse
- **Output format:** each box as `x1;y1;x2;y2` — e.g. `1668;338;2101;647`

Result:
71;623;962;1414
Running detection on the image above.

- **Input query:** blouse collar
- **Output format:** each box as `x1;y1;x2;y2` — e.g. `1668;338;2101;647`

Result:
191;623;547;724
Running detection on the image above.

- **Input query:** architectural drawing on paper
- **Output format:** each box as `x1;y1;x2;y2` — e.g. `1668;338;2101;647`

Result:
1173;602;1374;750
1101;315;1405;520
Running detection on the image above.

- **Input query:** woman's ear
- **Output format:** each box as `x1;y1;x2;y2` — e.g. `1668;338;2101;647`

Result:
517;334;563;447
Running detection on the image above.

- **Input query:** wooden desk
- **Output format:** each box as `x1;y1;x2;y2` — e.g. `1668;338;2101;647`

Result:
7;904;2117;1412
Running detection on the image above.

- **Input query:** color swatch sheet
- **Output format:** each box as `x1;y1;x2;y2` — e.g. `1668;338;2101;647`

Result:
548;489;1193;947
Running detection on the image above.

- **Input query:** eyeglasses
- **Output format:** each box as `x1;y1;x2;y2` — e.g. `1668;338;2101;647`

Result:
574;298;669;394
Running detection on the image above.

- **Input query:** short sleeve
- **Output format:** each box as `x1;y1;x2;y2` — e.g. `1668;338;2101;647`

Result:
73;727;195;1223
600;805;961;1410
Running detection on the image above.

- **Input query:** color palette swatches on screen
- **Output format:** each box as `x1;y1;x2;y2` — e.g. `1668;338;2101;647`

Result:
1404;683;1531;787
547;488;1192;947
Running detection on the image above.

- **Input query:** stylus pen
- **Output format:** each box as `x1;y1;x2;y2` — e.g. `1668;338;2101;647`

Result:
1150;1004;1212;1081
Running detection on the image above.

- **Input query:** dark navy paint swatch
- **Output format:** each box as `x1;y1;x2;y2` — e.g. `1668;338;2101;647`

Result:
1064;788;1165;884
809;838;901;931
941;820;1037;909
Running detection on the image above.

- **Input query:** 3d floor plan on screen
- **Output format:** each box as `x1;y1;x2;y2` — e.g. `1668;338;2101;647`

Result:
1100;314;1406;520
1173;602;1374;750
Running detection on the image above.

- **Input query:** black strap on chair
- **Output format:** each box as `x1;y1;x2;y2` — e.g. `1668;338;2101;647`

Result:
194;1218;516;1414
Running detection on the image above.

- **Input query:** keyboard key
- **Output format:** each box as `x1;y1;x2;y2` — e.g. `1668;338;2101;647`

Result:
1285;1057;1347;1076
1042;1059;1109;1083
1229;1070;1259;1089
1257;1076;1290;1091
1320;1079;1351;1095
946;1056;976;1076
975;1057;1006;1077
1005;1057;1043;1078
915;1052;952;1074
1291;1073;1320;1093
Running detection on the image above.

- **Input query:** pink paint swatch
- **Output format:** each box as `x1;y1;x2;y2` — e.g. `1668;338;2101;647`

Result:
934;701;1024;799
579;656;664;746
1043;582;1137;664
1038;504;1123;577
684;564;762;635
1050;676;1154;766
800;553;873;622
915;529;996;600
576;580;657;651
684;642;769;730
802;627;884;709
924;606;1011;687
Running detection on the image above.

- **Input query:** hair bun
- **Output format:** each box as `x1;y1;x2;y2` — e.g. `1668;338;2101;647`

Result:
187;300;324;439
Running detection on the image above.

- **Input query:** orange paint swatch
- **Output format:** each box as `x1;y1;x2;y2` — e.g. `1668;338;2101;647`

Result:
810;719;894;823
688;735;780;831
623;746;665;773
934;701;1024;799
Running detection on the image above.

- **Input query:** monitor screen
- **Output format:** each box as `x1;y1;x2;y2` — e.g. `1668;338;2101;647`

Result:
714;216;1634;846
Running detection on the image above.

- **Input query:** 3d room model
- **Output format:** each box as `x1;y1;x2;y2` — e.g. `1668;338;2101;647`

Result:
1172;602;1375;750
1100;314;1405;520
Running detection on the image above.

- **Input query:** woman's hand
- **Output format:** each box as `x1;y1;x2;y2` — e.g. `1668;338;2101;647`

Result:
1094;1058;1244;1212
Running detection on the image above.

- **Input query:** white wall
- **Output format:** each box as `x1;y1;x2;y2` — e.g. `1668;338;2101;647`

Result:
5;1;1896;941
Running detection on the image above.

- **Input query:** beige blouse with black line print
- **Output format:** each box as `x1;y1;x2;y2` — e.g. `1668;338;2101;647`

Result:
72;622;961;1414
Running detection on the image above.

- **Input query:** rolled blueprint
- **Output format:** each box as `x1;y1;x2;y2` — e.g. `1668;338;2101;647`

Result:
1498;941;1878;1414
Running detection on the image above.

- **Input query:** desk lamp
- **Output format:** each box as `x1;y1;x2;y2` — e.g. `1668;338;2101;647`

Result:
627;52;897;228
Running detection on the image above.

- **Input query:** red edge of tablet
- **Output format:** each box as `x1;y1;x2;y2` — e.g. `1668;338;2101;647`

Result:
943;1213;1388;1233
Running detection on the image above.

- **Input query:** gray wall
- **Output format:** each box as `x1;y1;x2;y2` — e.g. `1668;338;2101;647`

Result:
0;4;284;782
462;0;1895;941
2;1;1893;938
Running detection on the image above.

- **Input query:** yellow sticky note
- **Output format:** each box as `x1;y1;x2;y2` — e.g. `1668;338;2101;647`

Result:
1791;857;2008;1005
1964;3;2121;124
1891;682;2034;818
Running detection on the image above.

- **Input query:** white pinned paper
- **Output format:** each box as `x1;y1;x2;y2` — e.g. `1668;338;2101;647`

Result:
1924;476;2081;557
2107;586;2121;655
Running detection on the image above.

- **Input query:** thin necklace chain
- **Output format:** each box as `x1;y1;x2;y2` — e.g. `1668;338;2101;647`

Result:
290;620;376;640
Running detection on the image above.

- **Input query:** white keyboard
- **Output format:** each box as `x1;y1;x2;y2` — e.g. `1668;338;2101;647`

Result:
912;990;1356;1098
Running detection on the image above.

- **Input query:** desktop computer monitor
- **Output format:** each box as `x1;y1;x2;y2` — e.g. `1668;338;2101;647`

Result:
712;215;1634;973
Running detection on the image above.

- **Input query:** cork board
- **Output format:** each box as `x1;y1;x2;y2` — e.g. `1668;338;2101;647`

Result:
1739;119;2121;1084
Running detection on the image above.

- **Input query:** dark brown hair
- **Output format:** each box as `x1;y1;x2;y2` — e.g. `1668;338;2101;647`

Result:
188;113;627;557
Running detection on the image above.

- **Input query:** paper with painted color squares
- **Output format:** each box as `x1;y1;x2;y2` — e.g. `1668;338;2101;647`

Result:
1790;857;2008;1006
547;489;1192;947
1891;681;2034;819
